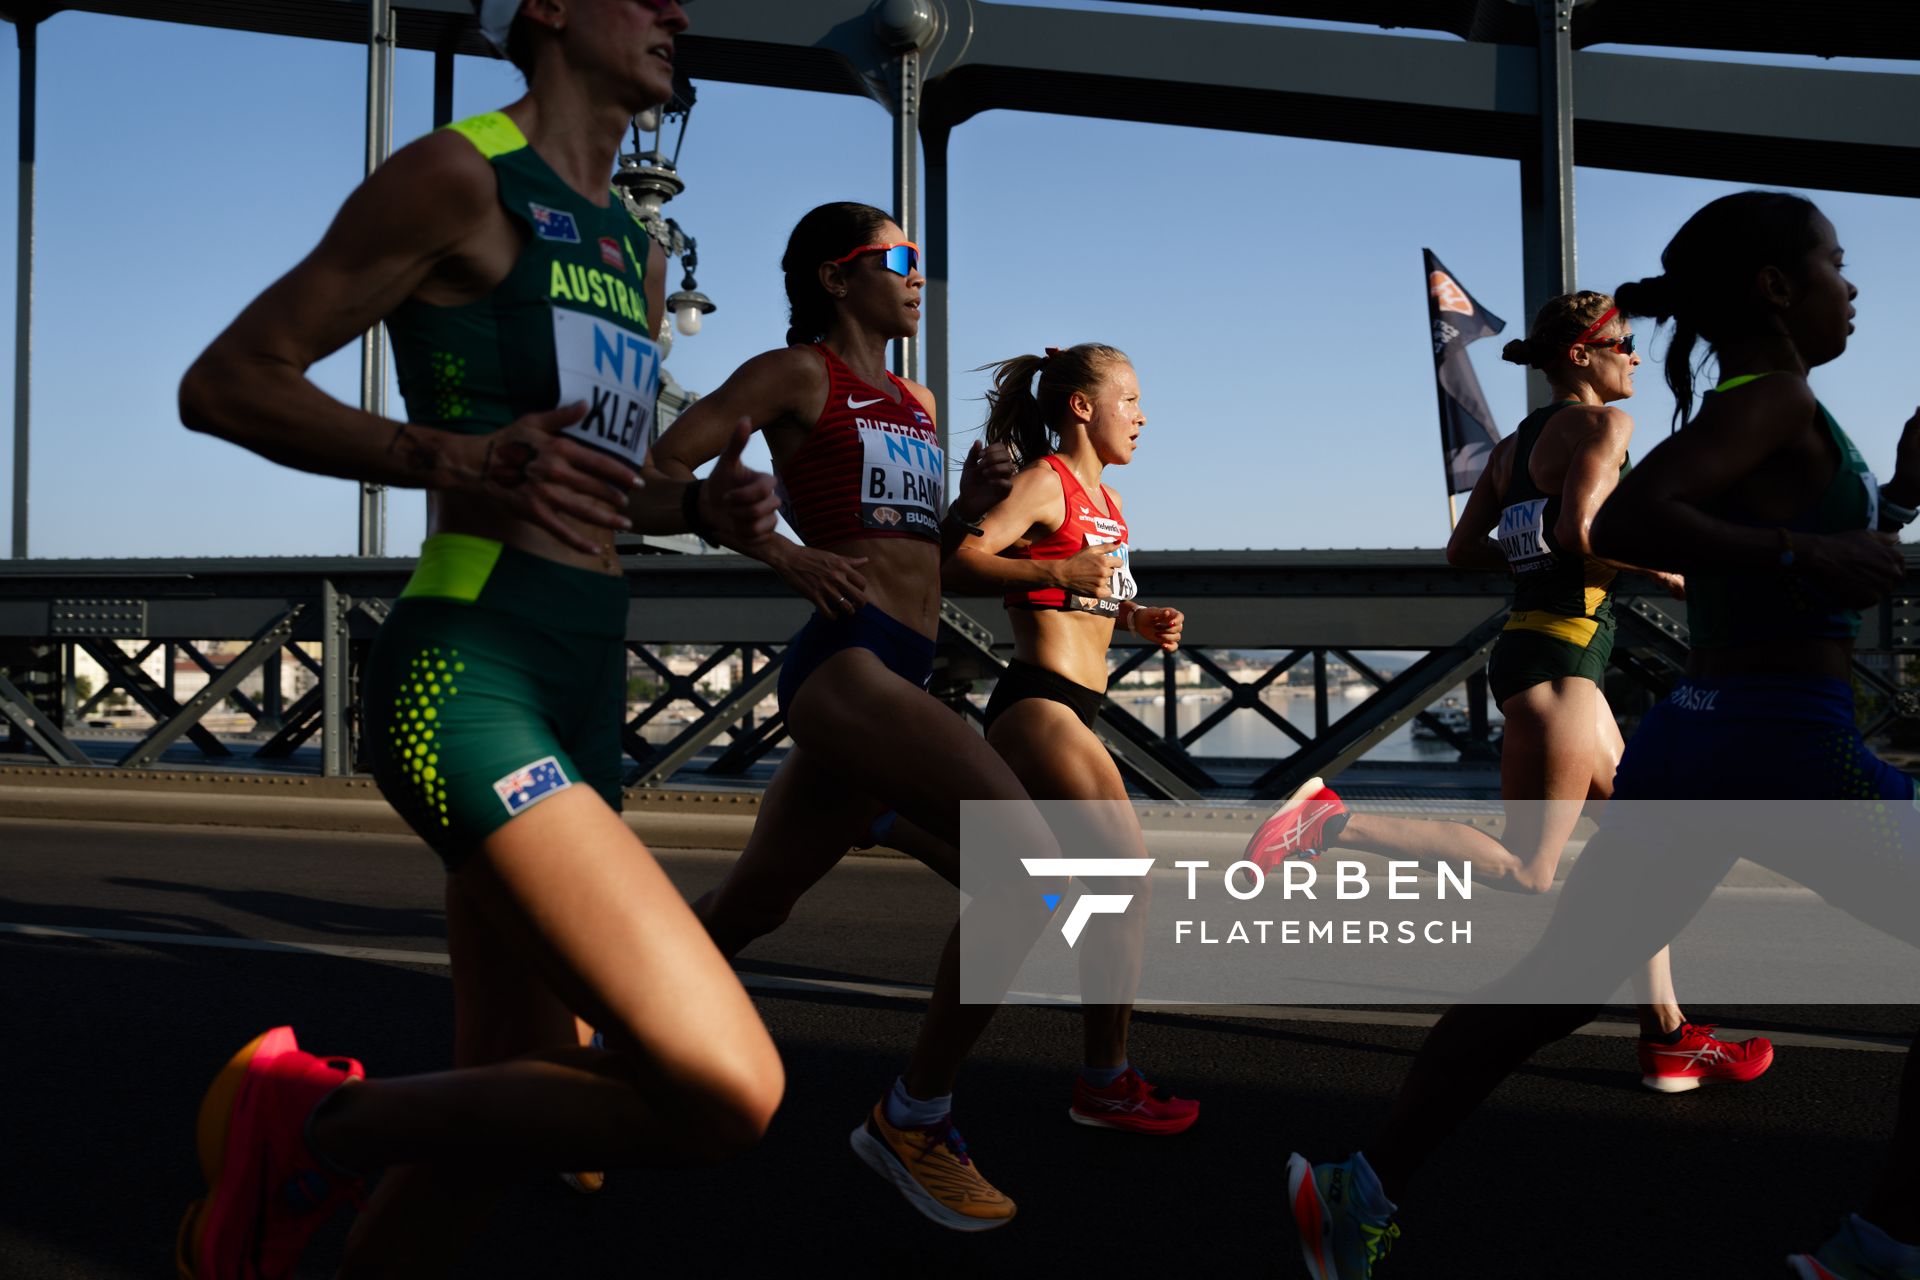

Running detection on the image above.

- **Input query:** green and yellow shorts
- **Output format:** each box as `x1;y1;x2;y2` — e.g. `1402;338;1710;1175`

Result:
364;534;629;869
1485;609;1615;707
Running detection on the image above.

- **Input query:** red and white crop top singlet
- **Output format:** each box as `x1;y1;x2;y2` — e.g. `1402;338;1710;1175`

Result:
776;344;944;546
1003;453;1139;617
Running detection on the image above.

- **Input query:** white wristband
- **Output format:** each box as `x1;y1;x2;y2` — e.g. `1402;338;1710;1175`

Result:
1880;487;1919;529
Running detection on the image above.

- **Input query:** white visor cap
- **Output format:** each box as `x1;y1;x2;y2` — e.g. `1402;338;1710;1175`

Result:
476;0;520;54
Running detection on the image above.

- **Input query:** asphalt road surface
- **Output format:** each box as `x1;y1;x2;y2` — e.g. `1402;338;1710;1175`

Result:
3;816;1912;1278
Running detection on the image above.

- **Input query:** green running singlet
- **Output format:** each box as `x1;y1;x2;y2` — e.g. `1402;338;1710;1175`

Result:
1683;373;1875;650
386;111;658;468
1485;402;1625;704
367;113;653;867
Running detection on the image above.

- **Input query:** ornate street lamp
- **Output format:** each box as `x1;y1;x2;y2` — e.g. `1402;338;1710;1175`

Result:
614;73;715;353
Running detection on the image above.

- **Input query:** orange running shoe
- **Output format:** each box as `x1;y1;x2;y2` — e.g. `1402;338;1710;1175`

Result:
176;1026;365;1280
849;1102;1016;1232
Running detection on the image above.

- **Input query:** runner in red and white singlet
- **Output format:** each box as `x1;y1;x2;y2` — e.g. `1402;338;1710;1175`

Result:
942;343;1198;1135
650;201;1066;1234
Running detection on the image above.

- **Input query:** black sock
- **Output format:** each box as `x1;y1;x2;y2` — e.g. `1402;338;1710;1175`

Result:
1646;1025;1685;1045
1324;813;1351;844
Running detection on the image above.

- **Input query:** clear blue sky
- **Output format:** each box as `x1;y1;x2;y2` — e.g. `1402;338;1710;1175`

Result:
0;6;1914;559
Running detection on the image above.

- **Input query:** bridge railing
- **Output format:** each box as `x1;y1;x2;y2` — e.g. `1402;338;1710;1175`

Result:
4;551;1916;801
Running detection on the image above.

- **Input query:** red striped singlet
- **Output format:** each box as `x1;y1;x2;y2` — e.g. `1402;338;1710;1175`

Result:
1003;454;1138;617
776;344;944;546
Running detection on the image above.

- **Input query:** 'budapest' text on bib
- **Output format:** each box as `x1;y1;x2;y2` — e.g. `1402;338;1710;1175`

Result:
860;419;943;537
1069;522;1138;616
552;307;660;470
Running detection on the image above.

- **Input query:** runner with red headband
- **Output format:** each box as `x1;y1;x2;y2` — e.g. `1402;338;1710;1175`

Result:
1461;291;1768;1085
652;201;1055;1232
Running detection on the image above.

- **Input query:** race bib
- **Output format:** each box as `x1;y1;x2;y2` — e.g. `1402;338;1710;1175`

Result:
1072;522;1137;615
1497;498;1552;570
859;420;943;537
552;306;660;470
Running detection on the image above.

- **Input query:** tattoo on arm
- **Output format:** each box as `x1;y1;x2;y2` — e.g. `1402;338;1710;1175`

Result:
385;424;441;475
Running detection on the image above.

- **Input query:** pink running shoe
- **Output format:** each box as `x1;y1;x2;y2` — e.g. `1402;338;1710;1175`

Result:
1069;1068;1200;1136
1246;778;1348;870
1638;1023;1775;1094
176;1026;366;1280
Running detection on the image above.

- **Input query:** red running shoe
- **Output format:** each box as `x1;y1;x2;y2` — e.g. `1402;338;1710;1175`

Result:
1638;1023;1775;1094
1246;778;1348;870
1069;1068;1200;1136
176;1026;366;1279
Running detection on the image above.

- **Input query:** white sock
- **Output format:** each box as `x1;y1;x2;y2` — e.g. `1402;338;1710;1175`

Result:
883;1075;952;1129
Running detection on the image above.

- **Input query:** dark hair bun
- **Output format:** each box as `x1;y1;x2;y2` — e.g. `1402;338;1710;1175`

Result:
1615;274;1677;321
1500;338;1533;366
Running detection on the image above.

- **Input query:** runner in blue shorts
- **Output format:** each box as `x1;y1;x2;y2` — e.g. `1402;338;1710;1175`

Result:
1285;192;1920;1279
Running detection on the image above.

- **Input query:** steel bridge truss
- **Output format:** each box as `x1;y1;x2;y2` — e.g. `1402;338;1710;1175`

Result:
5;552;1916;801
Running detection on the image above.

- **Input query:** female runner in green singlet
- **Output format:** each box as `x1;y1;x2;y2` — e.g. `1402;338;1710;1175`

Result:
1447;291;1769;1091
172;3;785;1275
1286;192;1920;1280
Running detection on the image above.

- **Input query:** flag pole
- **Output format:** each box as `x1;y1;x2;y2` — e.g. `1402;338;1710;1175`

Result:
1448;492;1459;530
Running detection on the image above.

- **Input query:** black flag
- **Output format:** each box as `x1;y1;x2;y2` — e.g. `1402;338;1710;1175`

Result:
1424;250;1506;494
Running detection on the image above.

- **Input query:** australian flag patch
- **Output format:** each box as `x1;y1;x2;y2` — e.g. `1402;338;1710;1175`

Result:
492;756;572;815
529;203;581;244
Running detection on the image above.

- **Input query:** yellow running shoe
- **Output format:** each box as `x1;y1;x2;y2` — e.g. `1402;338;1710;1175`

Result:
849;1102;1016;1232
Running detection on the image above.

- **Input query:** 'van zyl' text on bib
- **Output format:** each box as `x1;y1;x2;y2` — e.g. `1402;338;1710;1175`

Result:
1498;498;1552;572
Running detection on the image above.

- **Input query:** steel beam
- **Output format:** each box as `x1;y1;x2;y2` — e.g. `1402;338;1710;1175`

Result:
253;682;325;758
358;0;394;556
120;606;303;767
8;3;1914;195
0;668;86;765
11;18;35;559
921;113;951;460
1250;609;1509;800
432;42;454;129
78;638;232;759
178;639;265;723
625;655;785;789
891;47;921;382
1521;0;1576;409
669;0;1920;198
20;2;1915;65
320;579;349;776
